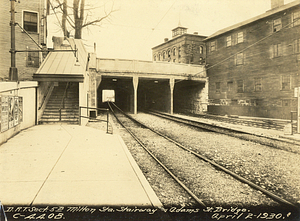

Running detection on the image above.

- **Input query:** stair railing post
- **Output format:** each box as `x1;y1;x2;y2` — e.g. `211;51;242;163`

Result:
79;106;81;125
59;109;61;121
106;108;109;134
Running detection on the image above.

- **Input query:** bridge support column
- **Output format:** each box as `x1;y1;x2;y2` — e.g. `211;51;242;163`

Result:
169;78;175;115
89;71;97;113
133;76;139;114
96;75;102;89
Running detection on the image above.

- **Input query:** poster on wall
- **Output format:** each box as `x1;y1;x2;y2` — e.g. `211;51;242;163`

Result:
14;97;19;126
0;97;1;132
19;96;23;123
1;96;9;132
8;96;15;129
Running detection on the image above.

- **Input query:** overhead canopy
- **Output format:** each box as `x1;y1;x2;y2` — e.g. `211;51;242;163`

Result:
33;38;88;82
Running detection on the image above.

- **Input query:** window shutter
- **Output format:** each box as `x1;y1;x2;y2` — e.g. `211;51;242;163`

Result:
278;43;283;56
280;75;282;90
282;42;288;56
270;45;274;59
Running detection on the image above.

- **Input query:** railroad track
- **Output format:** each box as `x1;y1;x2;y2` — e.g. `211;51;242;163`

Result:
108;102;298;209
148;111;300;154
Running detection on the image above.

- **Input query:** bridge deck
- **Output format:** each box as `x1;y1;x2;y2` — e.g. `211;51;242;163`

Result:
95;58;206;80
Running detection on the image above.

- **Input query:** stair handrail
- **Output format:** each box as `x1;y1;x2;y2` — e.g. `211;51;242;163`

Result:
59;82;70;121
79;106;112;134
38;82;55;110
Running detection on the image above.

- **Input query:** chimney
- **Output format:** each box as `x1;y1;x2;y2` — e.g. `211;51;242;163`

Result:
194;32;198;35
271;0;284;9
164;38;169;42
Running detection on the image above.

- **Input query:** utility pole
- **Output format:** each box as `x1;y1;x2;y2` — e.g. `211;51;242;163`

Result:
9;0;18;81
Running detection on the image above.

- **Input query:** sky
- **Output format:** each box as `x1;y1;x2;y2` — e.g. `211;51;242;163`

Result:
48;0;295;61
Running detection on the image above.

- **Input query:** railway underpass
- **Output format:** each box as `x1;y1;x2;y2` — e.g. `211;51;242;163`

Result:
32;37;207;125
92;58;208;115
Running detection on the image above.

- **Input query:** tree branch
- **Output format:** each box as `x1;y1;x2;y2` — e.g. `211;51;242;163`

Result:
81;9;116;28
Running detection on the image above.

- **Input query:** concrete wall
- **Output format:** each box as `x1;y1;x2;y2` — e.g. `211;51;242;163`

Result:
0;81;38;145
79;71;90;126
97;58;206;78
174;80;208;114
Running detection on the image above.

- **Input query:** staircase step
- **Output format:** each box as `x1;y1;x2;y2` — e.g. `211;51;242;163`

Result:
45;103;79;106
43;109;78;113
41;82;80;125
42;112;78;116
47;100;78;102
39;119;79;125
46;105;79;108
42;116;79;119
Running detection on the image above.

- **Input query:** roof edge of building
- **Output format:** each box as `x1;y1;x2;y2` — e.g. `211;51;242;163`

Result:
152;33;208;50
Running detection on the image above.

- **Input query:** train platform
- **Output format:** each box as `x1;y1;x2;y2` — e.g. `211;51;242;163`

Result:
0;124;162;207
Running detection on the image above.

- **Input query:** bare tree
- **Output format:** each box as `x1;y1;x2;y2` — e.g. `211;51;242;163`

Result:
48;0;115;39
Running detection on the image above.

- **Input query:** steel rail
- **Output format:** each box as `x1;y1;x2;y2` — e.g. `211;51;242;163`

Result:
110;106;298;208
108;102;206;207
145;111;299;209
149;111;300;151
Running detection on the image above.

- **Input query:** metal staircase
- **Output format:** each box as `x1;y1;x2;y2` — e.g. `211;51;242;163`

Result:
39;82;79;124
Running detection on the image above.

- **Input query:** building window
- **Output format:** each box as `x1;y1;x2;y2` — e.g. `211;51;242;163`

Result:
199;46;203;54
294;39;300;53
163;51;166;60
273;18;282;32
158;54;161;61
237;32;243;43
254;78;262;91
27;50;39;68
210;41;216;52
227;81;233;92
215;82;221;93
173;59;176;62
282;99;291;107
226;36;232;47
173;48;176;56
23;11;38;33
178;47;181;58
281;75;291;90
273;43;282;57
190;56;194;63
292;10;300;27
237;80;244;93
153;55;156;61
236;52;244;65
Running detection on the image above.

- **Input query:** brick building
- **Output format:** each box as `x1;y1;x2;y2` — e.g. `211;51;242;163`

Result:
204;0;300;119
0;0;47;81
152;25;207;65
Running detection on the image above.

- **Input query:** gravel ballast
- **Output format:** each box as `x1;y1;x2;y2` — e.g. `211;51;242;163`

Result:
131;113;300;206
